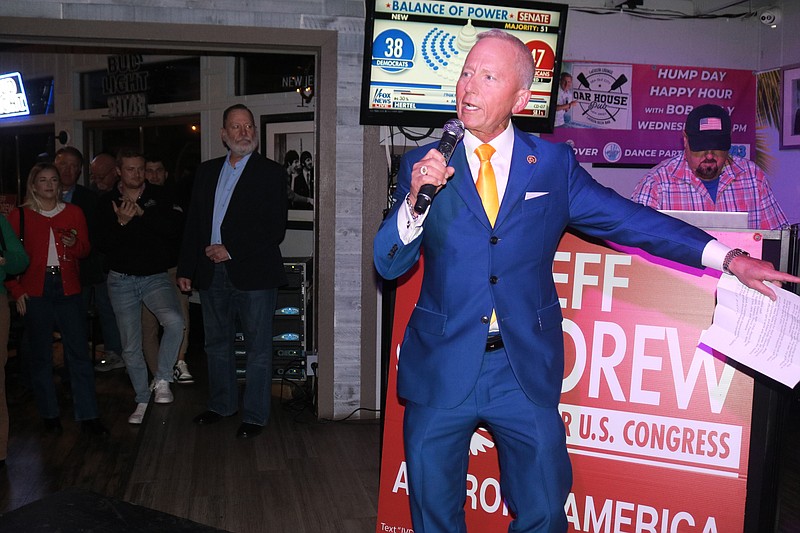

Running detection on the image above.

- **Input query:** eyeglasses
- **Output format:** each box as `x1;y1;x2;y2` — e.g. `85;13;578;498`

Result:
227;123;255;132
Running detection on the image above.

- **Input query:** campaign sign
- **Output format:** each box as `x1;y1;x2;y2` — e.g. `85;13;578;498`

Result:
376;231;759;533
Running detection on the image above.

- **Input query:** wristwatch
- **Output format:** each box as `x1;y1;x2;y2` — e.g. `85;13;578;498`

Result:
723;248;749;274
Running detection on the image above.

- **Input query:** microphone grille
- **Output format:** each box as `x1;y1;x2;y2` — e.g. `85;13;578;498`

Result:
443;118;465;140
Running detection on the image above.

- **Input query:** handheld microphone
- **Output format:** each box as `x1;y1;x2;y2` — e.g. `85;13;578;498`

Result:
413;118;465;214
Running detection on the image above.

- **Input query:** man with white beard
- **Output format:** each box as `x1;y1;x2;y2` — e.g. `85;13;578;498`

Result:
177;104;288;439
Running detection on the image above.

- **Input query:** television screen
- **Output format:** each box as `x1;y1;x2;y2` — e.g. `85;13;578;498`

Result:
360;0;569;132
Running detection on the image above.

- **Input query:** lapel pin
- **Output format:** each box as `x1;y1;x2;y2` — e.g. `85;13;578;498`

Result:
527;155;537;164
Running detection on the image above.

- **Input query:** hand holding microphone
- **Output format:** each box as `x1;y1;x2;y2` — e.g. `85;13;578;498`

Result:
410;155;449;215
412;118;465;215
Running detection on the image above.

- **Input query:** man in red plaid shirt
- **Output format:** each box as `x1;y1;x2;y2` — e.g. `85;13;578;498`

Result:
631;104;788;230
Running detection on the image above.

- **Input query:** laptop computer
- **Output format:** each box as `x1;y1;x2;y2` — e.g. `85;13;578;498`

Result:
658;210;749;230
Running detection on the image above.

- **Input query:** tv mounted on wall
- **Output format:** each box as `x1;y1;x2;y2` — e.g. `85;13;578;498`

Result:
359;0;569;133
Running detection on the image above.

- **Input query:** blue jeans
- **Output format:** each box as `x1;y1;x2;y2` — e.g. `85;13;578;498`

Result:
82;276;123;356
94;277;123;355
200;264;277;426
107;271;185;404
26;273;99;421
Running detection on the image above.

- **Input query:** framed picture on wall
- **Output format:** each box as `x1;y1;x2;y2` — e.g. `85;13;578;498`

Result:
261;112;315;222
781;64;800;149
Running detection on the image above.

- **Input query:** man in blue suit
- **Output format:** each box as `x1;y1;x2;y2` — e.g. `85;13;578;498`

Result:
373;30;799;533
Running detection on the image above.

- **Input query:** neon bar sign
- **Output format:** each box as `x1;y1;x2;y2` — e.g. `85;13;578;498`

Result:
0;72;30;118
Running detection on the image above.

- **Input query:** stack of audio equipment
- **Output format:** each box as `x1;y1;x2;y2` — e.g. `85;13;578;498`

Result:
235;257;312;381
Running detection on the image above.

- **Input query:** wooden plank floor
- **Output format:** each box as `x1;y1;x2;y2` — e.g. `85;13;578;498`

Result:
2;354;146;512
121;370;380;532
0;308;381;533
1;309;799;532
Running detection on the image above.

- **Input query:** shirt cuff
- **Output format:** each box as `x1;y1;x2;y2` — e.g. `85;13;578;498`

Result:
396;193;426;244
701;239;730;272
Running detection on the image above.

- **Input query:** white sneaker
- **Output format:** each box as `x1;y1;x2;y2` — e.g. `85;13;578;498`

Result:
95;351;125;372
152;379;174;404
173;360;194;384
128;403;148;424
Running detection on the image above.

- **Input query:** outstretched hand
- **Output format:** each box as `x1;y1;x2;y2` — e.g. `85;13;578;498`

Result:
727;255;800;301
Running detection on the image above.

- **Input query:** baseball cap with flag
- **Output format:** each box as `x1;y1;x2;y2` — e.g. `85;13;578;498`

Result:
684;104;732;152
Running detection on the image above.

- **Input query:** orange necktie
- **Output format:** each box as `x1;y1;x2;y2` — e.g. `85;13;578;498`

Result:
475;143;499;227
475;143;499;328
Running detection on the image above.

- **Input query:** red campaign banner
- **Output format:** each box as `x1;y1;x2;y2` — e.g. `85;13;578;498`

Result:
376;231;761;533
539;63;756;165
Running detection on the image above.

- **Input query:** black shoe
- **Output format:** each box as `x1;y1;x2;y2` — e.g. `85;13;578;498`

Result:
81;418;110;436
43;417;63;435
193;410;223;425
236;423;263;439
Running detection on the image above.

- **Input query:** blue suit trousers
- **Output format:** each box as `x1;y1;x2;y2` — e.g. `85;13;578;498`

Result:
403;348;572;533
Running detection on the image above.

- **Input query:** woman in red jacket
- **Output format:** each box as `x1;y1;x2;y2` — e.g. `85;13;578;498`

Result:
6;163;106;435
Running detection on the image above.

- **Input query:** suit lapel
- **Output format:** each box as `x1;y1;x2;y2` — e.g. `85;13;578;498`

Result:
449;127;542;230
207;158;225;192
222;154;256;222
202;157;227;218
450;145;490;229
495;127;540;228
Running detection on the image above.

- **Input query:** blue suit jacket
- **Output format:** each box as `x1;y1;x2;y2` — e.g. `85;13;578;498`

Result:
374;126;714;409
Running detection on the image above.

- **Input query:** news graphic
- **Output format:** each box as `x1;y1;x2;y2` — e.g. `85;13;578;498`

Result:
367;1;564;117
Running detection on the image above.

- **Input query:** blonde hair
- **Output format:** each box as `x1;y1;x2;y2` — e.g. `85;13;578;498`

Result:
23;162;63;213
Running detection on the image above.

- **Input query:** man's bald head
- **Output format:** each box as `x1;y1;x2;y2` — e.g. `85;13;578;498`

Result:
90;152;119;192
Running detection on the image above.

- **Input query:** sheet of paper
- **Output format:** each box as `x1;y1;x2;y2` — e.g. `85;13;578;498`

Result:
699;274;800;388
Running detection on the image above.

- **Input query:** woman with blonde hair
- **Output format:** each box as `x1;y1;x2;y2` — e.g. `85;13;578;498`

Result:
5;162;107;435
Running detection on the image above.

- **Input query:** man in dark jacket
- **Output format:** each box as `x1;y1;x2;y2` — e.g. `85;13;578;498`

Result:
97;149;185;425
177;104;287;439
